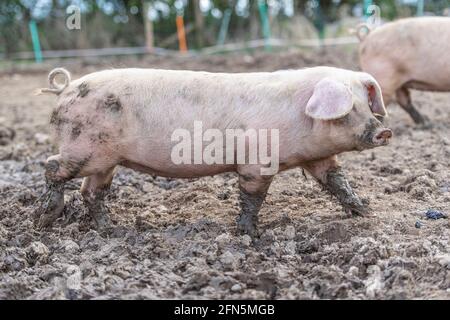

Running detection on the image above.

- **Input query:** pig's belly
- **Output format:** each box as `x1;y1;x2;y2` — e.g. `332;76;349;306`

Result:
120;159;236;179
405;77;450;92
407;58;450;91
118;125;238;178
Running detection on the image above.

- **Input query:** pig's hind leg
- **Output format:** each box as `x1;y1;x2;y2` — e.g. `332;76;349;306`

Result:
236;166;273;238
80;167;116;233
304;157;369;217
396;86;429;126
36;154;89;228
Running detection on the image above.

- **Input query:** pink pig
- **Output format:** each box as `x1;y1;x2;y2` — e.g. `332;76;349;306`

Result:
356;17;450;125
36;67;392;237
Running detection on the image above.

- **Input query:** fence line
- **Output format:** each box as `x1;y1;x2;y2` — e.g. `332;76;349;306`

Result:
201;37;359;55
0;37;359;61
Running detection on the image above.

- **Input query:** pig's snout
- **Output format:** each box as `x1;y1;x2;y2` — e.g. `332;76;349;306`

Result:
372;128;392;145
357;119;393;150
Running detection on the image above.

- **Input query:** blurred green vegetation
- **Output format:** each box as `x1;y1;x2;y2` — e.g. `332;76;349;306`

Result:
0;0;448;57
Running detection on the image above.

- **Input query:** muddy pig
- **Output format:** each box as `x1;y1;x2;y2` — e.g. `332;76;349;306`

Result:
355;17;450;125
36;66;392;238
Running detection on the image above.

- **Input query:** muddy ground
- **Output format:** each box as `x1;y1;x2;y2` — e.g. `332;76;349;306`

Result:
0;48;449;300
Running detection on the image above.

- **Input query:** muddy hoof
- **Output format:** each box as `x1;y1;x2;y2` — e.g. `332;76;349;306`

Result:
37;212;62;229
344;204;371;217
96;219;114;237
343;199;371;217
236;216;259;239
238;225;258;238
339;193;371;217
96;224;114;237
34;189;65;229
417;119;433;130
89;206;113;236
108;225;134;238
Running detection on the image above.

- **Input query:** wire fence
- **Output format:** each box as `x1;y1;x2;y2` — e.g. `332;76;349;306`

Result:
0;36;359;61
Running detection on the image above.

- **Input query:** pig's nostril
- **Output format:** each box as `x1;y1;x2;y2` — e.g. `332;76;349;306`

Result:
375;129;392;142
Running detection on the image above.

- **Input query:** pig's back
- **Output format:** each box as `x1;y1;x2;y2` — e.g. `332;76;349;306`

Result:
67;68;304;131
366;17;450;47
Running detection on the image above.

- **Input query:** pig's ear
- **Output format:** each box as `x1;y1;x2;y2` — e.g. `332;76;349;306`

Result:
305;78;353;120
365;80;387;117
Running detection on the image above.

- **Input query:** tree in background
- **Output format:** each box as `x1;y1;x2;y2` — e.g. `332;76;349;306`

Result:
0;0;448;56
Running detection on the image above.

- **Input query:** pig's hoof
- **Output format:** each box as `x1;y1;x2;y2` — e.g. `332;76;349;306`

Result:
345;204;370;217
237;224;258;239
34;190;65;229
350;208;370;217
236;214;258;238
95;217;113;237
343;197;371;217
37;212;62;229
418;120;433;130
89;207;113;236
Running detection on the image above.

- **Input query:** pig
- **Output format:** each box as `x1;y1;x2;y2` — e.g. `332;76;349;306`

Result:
355;17;450;125
35;66;392;238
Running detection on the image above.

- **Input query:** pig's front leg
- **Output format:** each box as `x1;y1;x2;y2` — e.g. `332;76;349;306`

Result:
236;167;273;238
303;157;369;216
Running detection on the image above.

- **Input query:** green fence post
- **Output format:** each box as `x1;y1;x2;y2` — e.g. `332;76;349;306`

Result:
217;9;232;45
316;0;325;43
364;0;373;19
258;0;271;51
416;0;424;16
29;20;43;63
